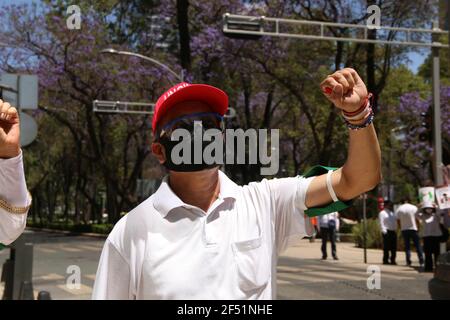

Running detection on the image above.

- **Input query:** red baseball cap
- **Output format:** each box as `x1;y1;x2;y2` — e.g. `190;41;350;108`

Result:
152;82;228;134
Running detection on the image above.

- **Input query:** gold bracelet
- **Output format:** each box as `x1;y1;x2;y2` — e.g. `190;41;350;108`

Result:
0;192;32;214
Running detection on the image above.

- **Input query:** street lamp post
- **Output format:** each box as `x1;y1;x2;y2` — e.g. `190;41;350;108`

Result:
97;48;236;119
100;48;184;84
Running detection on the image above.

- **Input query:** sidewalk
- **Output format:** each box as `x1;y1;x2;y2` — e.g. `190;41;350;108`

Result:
0;231;434;300
276;239;434;300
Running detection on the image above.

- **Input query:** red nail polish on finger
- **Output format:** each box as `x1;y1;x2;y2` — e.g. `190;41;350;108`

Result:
324;87;332;94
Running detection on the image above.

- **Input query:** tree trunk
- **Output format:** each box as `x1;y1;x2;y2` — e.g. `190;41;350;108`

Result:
177;0;191;74
106;178;119;223
318;40;343;164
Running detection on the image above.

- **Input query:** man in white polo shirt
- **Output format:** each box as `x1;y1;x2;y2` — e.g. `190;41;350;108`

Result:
0;99;31;247
378;200;397;265
92;68;381;299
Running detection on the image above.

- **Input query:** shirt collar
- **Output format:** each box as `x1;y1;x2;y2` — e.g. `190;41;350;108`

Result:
152;170;239;218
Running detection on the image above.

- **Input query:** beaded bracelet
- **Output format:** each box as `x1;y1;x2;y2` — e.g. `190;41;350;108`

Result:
344;109;374;130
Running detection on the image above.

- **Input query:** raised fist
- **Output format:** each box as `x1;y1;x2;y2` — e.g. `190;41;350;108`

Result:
320;68;368;113
0;100;20;159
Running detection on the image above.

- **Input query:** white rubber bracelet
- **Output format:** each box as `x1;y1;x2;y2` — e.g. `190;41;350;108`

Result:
326;170;339;202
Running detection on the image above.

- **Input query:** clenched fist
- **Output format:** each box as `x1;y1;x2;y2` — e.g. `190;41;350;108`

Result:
320;68;368;113
0;100;20;159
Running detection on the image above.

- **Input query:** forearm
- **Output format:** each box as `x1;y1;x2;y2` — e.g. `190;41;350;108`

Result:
335;123;381;201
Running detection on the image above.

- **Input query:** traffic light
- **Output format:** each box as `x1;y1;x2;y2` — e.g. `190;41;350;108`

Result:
419;107;432;143
222;13;264;40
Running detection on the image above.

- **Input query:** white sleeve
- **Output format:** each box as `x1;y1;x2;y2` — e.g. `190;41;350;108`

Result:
335;213;340;231
92;239;134;300
0;151;30;245
378;211;387;234
265;176;315;254
317;215;324;228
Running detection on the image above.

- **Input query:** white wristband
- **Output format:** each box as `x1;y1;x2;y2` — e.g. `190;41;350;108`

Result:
326;170;339;203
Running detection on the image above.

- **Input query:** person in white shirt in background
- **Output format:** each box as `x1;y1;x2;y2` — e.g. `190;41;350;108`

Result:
396;198;424;268
417;203;443;272
0;99;31;246
378;199;397;265
318;212;340;260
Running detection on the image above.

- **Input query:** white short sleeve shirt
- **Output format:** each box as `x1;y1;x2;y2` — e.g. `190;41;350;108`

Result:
92;170;315;300
396;203;419;231
0;151;29;245
378;209;397;233
318;212;339;230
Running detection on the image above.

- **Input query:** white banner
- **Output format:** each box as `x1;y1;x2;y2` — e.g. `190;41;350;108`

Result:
435;185;450;210
418;187;435;207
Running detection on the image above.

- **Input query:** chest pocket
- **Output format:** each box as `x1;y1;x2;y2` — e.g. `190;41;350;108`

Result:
232;237;270;292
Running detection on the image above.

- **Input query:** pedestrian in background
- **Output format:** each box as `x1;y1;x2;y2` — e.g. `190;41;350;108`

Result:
396;198;424;268
417;203;442;272
319;212;340;260
378;200;397;265
309;216;318;243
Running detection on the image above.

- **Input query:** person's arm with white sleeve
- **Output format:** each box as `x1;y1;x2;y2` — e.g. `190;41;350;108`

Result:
317;214;323;228
335;212;340;232
0;100;30;246
378;211;387;234
413;205;421;229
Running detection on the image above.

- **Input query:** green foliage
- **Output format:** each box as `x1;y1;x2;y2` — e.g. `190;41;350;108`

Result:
418;36;450;86
27;219;113;235
352;219;384;249
338;222;354;234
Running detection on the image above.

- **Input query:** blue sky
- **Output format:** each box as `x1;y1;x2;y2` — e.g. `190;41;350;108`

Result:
0;0;428;73
407;51;428;74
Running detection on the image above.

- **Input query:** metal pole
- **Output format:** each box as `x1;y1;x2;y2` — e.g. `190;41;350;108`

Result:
16;75;21;114
362;193;367;264
432;21;444;186
100;49;183;84
388;131;393;200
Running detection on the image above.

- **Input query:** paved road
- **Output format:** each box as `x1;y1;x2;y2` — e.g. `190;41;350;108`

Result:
277;239;433;300
0;230;433;300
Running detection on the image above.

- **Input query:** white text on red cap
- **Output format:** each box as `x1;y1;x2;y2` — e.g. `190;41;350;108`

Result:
163;83;190;101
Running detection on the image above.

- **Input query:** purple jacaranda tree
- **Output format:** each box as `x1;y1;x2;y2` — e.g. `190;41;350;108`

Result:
394;87;450;184
0;3;173;223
